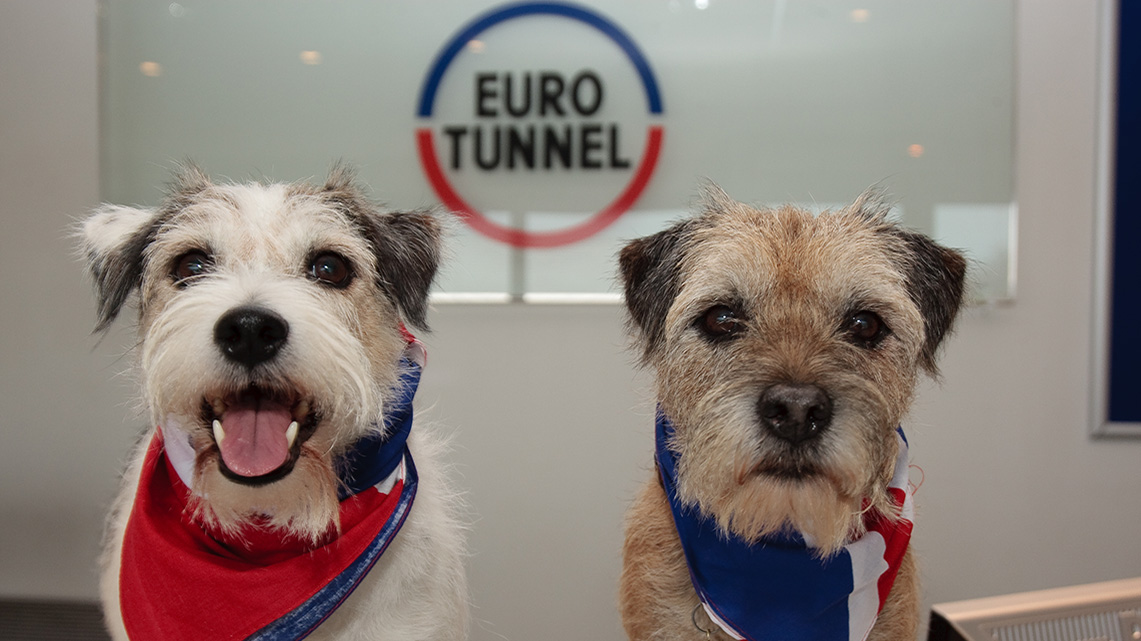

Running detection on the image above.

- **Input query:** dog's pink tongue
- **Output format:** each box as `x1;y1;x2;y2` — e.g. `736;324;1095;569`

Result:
218;396;292;477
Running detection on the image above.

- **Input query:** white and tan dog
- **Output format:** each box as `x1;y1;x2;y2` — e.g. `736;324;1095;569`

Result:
81;166;468;641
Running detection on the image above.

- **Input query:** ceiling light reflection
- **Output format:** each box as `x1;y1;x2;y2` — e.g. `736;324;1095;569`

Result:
139;61;162;77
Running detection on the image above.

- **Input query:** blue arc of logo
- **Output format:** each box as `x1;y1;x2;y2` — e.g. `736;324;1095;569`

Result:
417;1;663;118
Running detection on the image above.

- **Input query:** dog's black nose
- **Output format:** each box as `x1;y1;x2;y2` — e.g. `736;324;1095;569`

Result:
758;383;833;444
214;306;289;368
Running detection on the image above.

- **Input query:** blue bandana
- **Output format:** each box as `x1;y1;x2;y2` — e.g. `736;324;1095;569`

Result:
655;411;914;641
336;358;420;499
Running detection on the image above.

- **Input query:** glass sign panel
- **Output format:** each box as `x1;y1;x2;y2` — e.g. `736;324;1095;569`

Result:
101;0;1015;301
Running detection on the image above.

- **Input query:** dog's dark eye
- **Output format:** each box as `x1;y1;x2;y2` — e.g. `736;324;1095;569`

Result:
844;310;890;348
172;250;213;286
308;252;353;288
700;304;745;339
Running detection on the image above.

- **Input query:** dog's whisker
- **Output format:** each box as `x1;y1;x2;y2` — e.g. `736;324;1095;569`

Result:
733;448;756;486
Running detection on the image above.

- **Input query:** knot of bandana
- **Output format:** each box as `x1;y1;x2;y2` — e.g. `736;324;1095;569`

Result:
118;346;425;641
655;411;914;641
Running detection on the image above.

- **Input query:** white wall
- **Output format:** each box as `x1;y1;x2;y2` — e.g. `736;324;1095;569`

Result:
910;0;1141;602
1;2;1138;641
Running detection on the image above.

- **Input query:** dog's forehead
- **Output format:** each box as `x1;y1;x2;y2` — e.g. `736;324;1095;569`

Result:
680;205;906;306
154;182;370;264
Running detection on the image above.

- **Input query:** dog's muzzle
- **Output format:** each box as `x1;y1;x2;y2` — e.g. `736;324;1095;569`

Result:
206;305;317;484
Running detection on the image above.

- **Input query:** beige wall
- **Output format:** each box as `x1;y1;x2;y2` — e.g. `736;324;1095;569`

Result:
0;0;110;599
1;2;1138;641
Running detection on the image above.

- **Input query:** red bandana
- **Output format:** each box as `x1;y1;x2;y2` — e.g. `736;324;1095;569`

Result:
118;336;425;641
118;434;415;640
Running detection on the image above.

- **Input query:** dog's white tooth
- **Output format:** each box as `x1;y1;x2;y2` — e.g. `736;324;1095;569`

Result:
286;421;299;447
212;398;225;416
212;419;225;445
295;399;309;418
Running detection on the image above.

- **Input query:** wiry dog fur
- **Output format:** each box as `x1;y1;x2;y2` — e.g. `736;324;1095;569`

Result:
617;186;966;641
81;165;468;641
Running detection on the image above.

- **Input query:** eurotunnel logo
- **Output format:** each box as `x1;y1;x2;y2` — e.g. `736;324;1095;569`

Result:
416;2;664;248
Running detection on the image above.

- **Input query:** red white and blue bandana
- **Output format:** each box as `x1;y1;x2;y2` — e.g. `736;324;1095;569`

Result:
656;411;914;641
118;341;425;641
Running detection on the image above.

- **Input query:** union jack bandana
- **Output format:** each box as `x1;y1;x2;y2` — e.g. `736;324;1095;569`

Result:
118;338;425;641
655;411;915;641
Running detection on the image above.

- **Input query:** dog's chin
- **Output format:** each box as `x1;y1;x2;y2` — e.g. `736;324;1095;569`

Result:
708;454;867;554
181;390;344;543
190;443;343;544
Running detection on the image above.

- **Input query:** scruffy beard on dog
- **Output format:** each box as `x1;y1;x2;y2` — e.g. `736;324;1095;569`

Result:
617;186;965;641
81;165;468;641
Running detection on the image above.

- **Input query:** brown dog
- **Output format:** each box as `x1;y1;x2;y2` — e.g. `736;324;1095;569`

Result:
617;187;965;641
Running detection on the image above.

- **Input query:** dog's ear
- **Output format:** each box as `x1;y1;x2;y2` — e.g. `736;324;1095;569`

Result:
365;211;442;331
890;229;968;373
619;220;695;360
322;165;441;330
79;204;162;332
79;165;212;332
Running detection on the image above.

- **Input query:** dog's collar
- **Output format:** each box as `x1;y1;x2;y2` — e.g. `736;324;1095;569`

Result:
118;339;426;641
655;411;914;641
